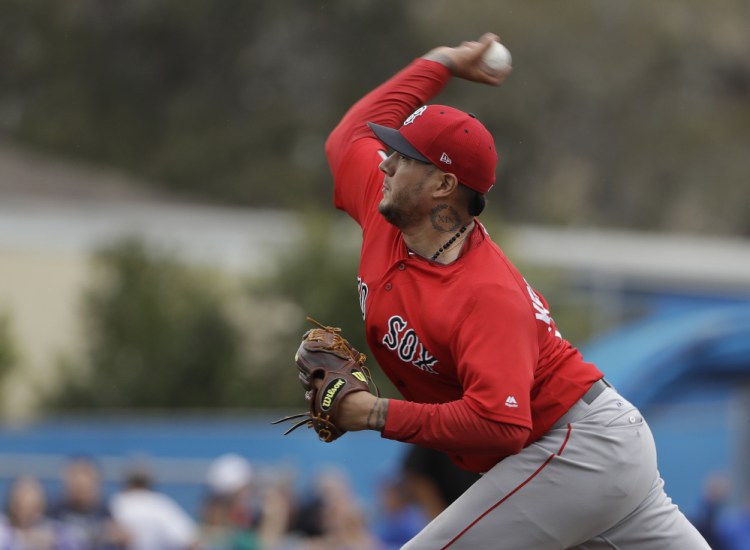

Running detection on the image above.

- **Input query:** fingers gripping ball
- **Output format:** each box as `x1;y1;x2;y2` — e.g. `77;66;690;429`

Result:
272;317;379;442
482;40;512;72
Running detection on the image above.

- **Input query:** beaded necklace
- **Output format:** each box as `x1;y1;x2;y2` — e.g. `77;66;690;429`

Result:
430;224;468;261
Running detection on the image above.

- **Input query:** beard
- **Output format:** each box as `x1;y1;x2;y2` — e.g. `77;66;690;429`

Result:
378;197;420;230
378;177;426;230
378;199;403;227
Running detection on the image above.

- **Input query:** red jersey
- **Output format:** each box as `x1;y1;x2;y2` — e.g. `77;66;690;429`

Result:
326;58;603;473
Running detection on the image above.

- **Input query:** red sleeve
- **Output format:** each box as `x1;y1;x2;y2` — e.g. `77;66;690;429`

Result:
452;283;539;428
382;399;529;457
382;282;539;459
325;59;451;226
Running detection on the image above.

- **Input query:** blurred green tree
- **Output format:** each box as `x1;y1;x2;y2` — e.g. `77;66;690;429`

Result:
246;212;399;401
4;1;749;233
44;237;248;410
0;311;19;395
42;224;392;413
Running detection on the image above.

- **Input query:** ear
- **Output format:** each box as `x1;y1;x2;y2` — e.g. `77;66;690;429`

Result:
432;172;460;198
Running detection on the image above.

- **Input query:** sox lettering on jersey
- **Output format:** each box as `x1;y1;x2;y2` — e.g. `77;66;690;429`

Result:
382;315;439;374
357;277;368;320
525;280;562;339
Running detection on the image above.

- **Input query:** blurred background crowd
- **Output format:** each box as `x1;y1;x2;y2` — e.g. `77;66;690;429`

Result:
4;452;750;550
0;448;484;550
1;1;749;549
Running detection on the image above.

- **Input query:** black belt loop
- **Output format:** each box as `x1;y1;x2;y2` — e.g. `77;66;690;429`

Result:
581;378;611;405
551;378;614;430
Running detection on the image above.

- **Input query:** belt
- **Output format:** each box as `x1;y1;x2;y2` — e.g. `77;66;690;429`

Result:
551;378;614;430
581;378;612;405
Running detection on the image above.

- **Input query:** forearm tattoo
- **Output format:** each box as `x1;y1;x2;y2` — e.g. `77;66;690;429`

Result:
431;204;462;232
366;398;388;431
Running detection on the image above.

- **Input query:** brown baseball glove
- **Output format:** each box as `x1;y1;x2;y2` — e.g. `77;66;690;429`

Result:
272;317;379;442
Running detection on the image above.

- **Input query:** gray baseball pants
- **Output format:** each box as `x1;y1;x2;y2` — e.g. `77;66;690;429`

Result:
402;386;710;549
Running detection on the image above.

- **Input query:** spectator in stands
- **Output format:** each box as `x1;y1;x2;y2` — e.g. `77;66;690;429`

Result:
300;468;380;550
371;477;427;550
200;464;306;550
0;474;67;550
196;494;258;550
204;455;258;531
691;473;730;550
401;445;481;520
714;490;750;550
48;456;128;550
109;464;197;550
254;471;302;550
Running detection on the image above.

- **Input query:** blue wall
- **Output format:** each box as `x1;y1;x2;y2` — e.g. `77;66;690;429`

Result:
582;298;750;516
0;414;408;518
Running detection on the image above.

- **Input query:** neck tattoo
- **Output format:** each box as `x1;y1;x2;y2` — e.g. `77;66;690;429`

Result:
431;224;468;261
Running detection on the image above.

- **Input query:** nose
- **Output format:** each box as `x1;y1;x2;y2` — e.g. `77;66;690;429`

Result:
379;152;396;176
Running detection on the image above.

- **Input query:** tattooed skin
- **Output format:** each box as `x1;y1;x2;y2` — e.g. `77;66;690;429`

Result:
366;399;389;431
422;52;455;71
430;204;463;232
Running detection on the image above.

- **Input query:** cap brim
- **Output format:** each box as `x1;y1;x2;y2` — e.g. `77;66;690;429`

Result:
367;122;431;163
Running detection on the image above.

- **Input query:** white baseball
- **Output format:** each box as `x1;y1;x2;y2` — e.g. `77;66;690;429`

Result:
482;41;512;72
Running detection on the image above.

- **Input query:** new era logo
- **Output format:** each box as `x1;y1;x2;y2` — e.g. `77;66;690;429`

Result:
505;395;519;408
439;152;452;165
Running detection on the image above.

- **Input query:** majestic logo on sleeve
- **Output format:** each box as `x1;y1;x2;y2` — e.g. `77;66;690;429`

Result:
525;280;562;339
382;315;438;374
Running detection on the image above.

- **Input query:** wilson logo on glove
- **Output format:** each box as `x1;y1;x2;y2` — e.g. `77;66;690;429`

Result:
272;316;380;443
321;379;346;411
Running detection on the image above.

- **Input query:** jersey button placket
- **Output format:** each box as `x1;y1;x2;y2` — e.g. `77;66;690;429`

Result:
385;261;405;291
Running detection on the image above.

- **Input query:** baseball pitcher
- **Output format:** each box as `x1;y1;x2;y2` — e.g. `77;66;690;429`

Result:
277;33;710;549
